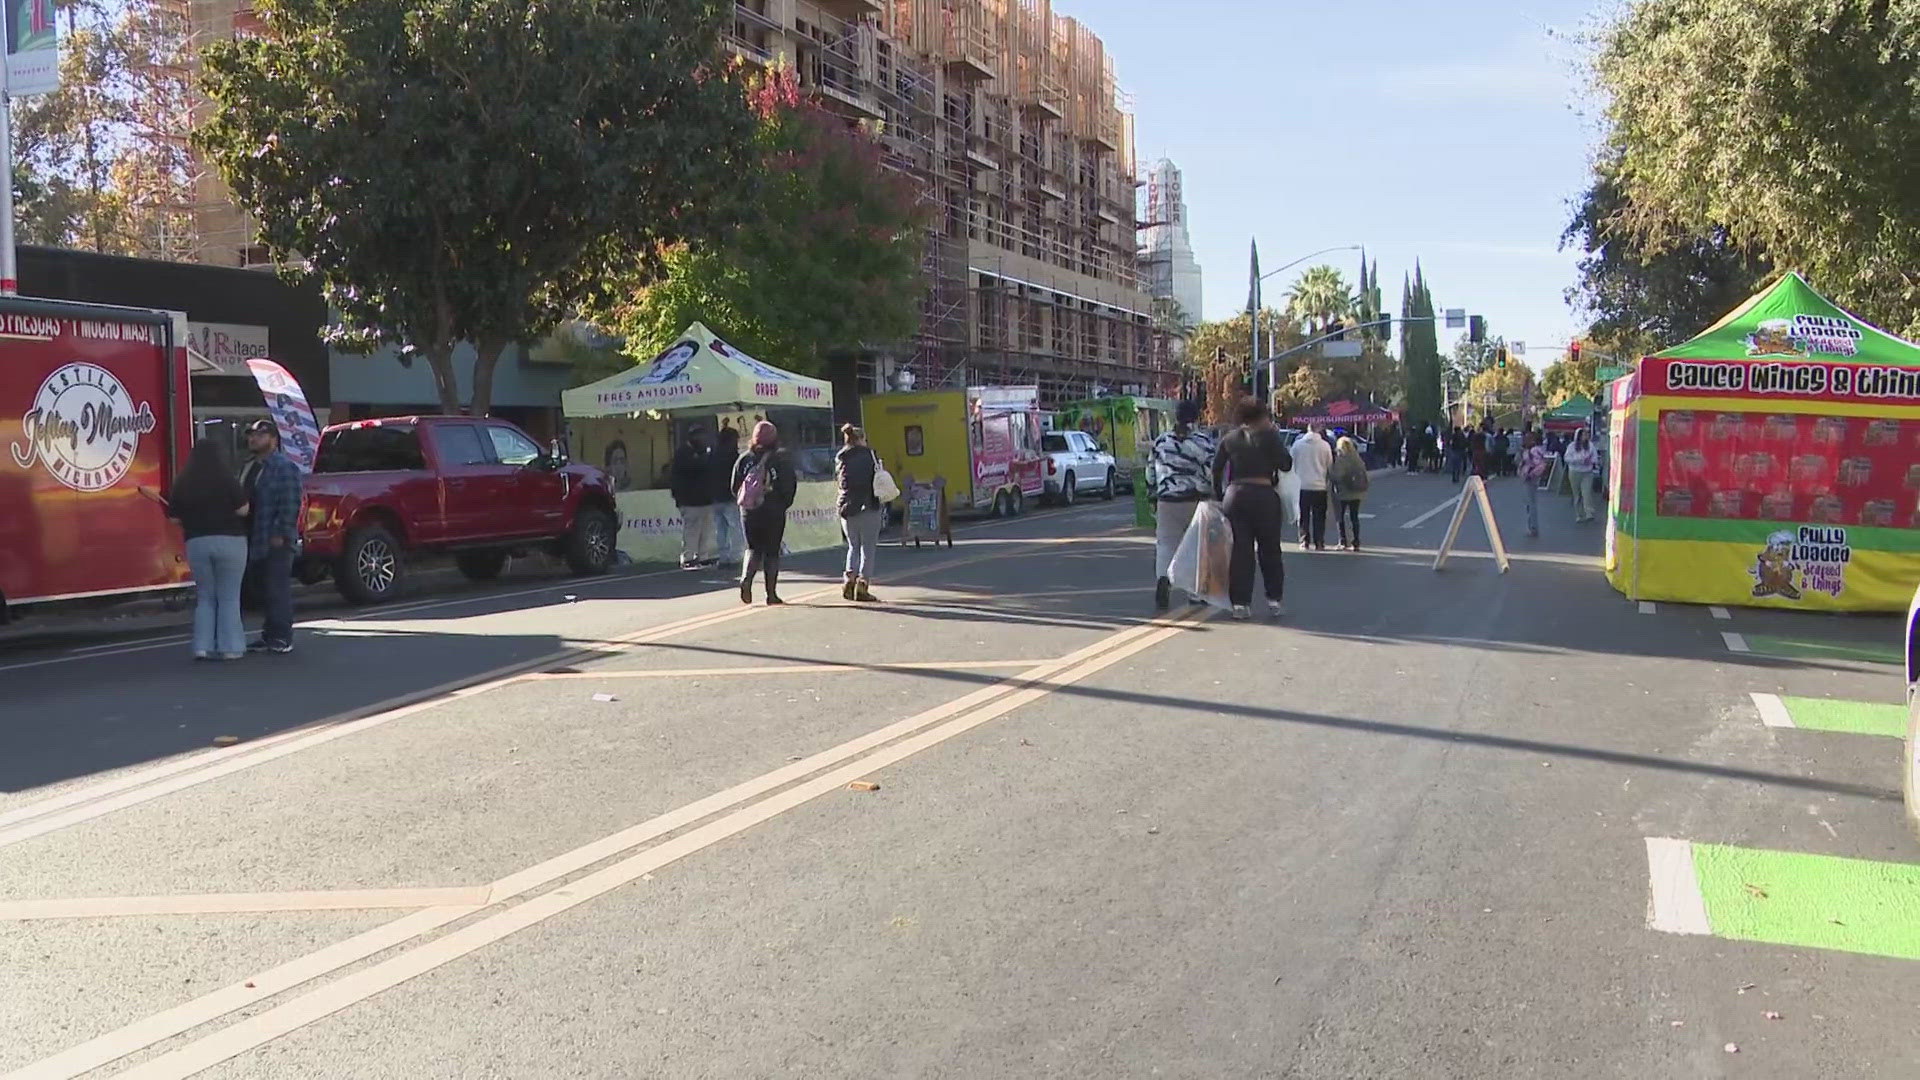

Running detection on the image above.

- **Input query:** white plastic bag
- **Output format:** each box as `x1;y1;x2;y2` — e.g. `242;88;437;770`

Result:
1166;500;1233;609
1278;470;1302;529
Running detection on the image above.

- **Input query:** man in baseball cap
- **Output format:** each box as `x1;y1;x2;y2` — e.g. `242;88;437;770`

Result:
242;419;303;653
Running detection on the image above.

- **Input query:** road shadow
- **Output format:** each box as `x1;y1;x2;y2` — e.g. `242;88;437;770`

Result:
575;638;1900;805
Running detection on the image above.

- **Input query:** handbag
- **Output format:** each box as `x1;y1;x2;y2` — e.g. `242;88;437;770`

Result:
870;449;901;503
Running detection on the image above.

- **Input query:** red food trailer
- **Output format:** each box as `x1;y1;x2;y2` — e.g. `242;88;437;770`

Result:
0;297;188;621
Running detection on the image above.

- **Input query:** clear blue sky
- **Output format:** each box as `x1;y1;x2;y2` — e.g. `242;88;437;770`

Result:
1085;0;1608;371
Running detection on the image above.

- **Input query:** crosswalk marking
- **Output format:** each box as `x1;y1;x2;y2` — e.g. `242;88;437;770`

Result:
1644;838;1711;935
1750;692;1794;728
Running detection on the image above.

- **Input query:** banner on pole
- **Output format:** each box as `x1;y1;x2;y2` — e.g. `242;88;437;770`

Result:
247;358;322;473
6;0;59;97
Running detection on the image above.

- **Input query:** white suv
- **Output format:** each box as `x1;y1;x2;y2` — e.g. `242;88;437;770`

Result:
1042;430;1117;505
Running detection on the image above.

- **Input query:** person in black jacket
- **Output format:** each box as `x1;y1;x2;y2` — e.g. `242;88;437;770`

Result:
670;427;715;569
165;438;253;660
731;420;798;605
835;423;884;603
709;425;743;567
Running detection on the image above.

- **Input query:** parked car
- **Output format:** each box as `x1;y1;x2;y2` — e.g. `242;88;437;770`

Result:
299;416;620;604
1905;580;1919;843
1041;430;1117;505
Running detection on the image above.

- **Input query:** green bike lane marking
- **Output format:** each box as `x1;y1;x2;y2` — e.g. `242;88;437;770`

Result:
1750;692;1906;737
1646;838;1920;961
1727;633;1903;665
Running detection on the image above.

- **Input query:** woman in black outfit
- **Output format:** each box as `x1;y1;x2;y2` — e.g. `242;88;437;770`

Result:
730;420;798;605
1211;397;1293;621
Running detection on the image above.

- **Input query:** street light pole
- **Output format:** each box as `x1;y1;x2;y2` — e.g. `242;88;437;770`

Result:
1246;243;1362;399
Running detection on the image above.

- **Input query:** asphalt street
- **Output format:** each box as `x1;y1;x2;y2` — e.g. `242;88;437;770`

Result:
3;470;1916;1079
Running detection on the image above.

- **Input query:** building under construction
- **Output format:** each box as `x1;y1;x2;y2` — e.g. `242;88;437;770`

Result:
181;0;1171;407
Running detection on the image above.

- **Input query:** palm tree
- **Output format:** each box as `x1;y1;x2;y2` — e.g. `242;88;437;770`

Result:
1285;265;1355;335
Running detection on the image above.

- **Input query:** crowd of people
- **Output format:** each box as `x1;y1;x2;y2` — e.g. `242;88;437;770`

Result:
1147;399;1608;618
1148;400;1374;622
152;400;1605;660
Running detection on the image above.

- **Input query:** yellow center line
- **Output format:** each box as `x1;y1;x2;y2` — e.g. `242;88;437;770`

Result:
523;659;1055;680
11;608;1206;1080
0;888;492;921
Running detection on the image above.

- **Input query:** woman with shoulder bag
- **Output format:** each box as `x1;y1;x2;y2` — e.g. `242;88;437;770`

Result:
835;424;891;602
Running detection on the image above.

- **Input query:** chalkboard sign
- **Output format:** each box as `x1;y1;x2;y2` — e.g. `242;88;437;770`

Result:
900;474;952;548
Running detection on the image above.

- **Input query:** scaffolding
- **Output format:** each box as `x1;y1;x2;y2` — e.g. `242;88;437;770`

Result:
178;0;1168;400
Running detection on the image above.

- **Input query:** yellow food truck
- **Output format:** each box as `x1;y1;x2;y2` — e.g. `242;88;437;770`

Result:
861;386;1048;515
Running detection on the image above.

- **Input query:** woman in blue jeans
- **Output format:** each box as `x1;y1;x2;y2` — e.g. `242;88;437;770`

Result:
166;438;252;660
834;423;884;602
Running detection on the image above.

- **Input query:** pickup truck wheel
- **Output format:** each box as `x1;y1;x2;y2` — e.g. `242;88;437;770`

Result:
1060;472;1077;506
455;550;509;582
565;508;617;575
336;524;405;605
1100;472;1116;500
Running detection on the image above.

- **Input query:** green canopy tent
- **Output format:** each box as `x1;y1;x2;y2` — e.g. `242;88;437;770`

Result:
1605;272;1920;612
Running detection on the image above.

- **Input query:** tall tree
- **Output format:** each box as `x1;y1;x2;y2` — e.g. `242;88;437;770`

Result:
197;0;757;415
596;69;928;376
1401;265;1442;427
1562;157;1770;357
1284;264;1354;334
1594;0;1920;333
11;0;195;257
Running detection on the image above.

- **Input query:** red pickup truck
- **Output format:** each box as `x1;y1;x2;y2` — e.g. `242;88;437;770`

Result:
299;415;620;604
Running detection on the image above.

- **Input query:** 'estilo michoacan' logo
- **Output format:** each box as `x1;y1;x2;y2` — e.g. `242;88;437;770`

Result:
9;362;157;491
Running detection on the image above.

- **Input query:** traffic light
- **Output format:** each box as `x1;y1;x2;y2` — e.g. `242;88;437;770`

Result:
1569;341;1581;364
1468;315;1486;344
1496;345;1509;370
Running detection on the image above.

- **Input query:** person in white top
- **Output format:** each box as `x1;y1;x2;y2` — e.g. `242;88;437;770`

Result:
1563;427;1600;523
1290;423;1335;551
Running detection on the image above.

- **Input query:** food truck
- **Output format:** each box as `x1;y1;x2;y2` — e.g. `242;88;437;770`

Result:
1;298;190;621
1606;273;1920;611
861;385;1046;515
1054;395;1176;491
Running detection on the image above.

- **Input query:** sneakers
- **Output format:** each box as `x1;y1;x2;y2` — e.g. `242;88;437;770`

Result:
246;638;271;653
1230;604;1252;621
1154;576;1172;611
1265;599;1285;619
268;640;293;655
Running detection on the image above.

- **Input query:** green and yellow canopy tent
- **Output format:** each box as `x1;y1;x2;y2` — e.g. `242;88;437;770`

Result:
1606;273;1920;611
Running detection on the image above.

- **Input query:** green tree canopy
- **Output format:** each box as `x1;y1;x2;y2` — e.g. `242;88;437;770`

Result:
1561;156;1770;357
1284;265;1354;334
1595;0;1920;334
1401;265;1442;427
197;0;757;415
592;69;929;376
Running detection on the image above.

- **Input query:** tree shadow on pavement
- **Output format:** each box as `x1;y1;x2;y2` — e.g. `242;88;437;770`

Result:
607;639;1897;804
